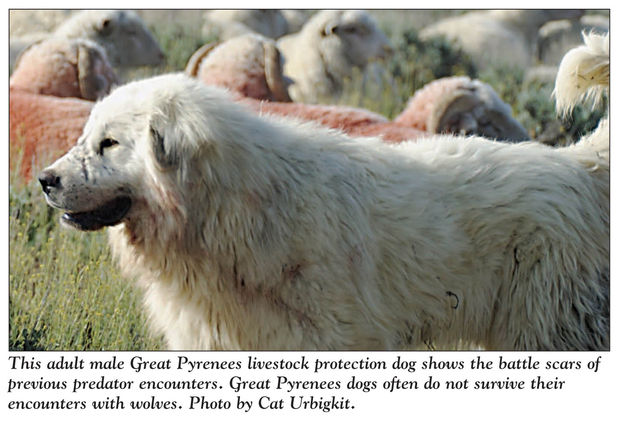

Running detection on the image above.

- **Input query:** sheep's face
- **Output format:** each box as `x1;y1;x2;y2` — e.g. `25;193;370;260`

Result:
58;10;165;68
95;11;165;67
323;10;392;68
433;82;530;143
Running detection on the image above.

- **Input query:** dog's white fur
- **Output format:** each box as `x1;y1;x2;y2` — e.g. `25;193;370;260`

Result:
42;33;609;350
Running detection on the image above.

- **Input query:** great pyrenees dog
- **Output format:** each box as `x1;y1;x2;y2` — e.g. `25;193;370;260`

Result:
40;33;609;350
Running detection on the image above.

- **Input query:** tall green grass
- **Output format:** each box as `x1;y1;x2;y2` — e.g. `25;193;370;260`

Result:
9;172;163;351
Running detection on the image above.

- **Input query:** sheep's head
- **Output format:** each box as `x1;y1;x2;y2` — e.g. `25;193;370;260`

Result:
314;10;392;68
428;79;530;142
186;35;292;102
10;37;118;101
396;77;529;143
55;10;165;68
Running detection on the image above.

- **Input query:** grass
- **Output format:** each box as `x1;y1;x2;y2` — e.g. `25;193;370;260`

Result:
9;175;164;351
8;10;607;351
9;144;163;351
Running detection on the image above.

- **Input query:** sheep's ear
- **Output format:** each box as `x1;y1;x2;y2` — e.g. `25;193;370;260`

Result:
263;41;292;102
185;42;219;76
150;125;177;169
77;44;113;100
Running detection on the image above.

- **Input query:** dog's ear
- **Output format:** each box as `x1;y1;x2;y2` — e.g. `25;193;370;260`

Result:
150;125;177;169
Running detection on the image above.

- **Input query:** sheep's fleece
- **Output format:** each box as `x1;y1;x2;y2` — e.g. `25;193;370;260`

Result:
40;35;608;350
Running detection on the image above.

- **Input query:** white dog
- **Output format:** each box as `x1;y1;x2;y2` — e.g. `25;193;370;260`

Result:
40;33;609;351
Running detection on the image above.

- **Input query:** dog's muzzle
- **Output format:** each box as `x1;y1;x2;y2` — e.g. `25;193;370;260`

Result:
61;196;132;231
39;168;132;231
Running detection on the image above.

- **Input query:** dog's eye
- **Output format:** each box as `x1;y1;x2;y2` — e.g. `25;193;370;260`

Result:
98;138;119;155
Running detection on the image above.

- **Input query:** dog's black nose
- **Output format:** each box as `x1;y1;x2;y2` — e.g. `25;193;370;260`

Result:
38;170;61;194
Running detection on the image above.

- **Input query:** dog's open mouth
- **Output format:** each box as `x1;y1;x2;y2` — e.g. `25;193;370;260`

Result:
61;196;132;231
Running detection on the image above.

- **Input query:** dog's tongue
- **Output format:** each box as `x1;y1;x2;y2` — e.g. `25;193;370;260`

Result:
61;196;132;231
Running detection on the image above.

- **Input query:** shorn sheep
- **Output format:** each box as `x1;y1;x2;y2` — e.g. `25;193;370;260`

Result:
186;39;528;142
11;91;92;181
185;35;292;102
10;10;165;70
277;10;393;102
247;100;429;142
10;38;117;180
394;76;530;142
420;10;584;71
54;10;165;69
10;37;118;101
40;33;609;350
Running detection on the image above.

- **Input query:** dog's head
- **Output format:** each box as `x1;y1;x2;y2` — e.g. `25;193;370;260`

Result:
39;73;234;231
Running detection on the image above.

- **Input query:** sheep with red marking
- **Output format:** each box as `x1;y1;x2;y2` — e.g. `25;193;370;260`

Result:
186;38;528;143
11;91;92;180
185;34;292;102
10;37;118;180
246;100;428;142
11;37;118;101
394;76;529;142
10;10;165;71
186;37;424;141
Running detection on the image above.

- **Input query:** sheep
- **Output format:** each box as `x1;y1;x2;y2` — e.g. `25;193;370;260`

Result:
10;37;118;180
9;10;73;68
277;10;393;103
10;37;118;101
54;10;165;69
243;77;529;143
420;10;584;71
244;99;428;142
10;10;165;71
538;14;609;66
185;35;292;102
185;37;527;143
10;90;92;181
394;76;530;142
202;9;291;40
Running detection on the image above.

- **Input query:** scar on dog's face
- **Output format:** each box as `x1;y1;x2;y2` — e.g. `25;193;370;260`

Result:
38;112;149;231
